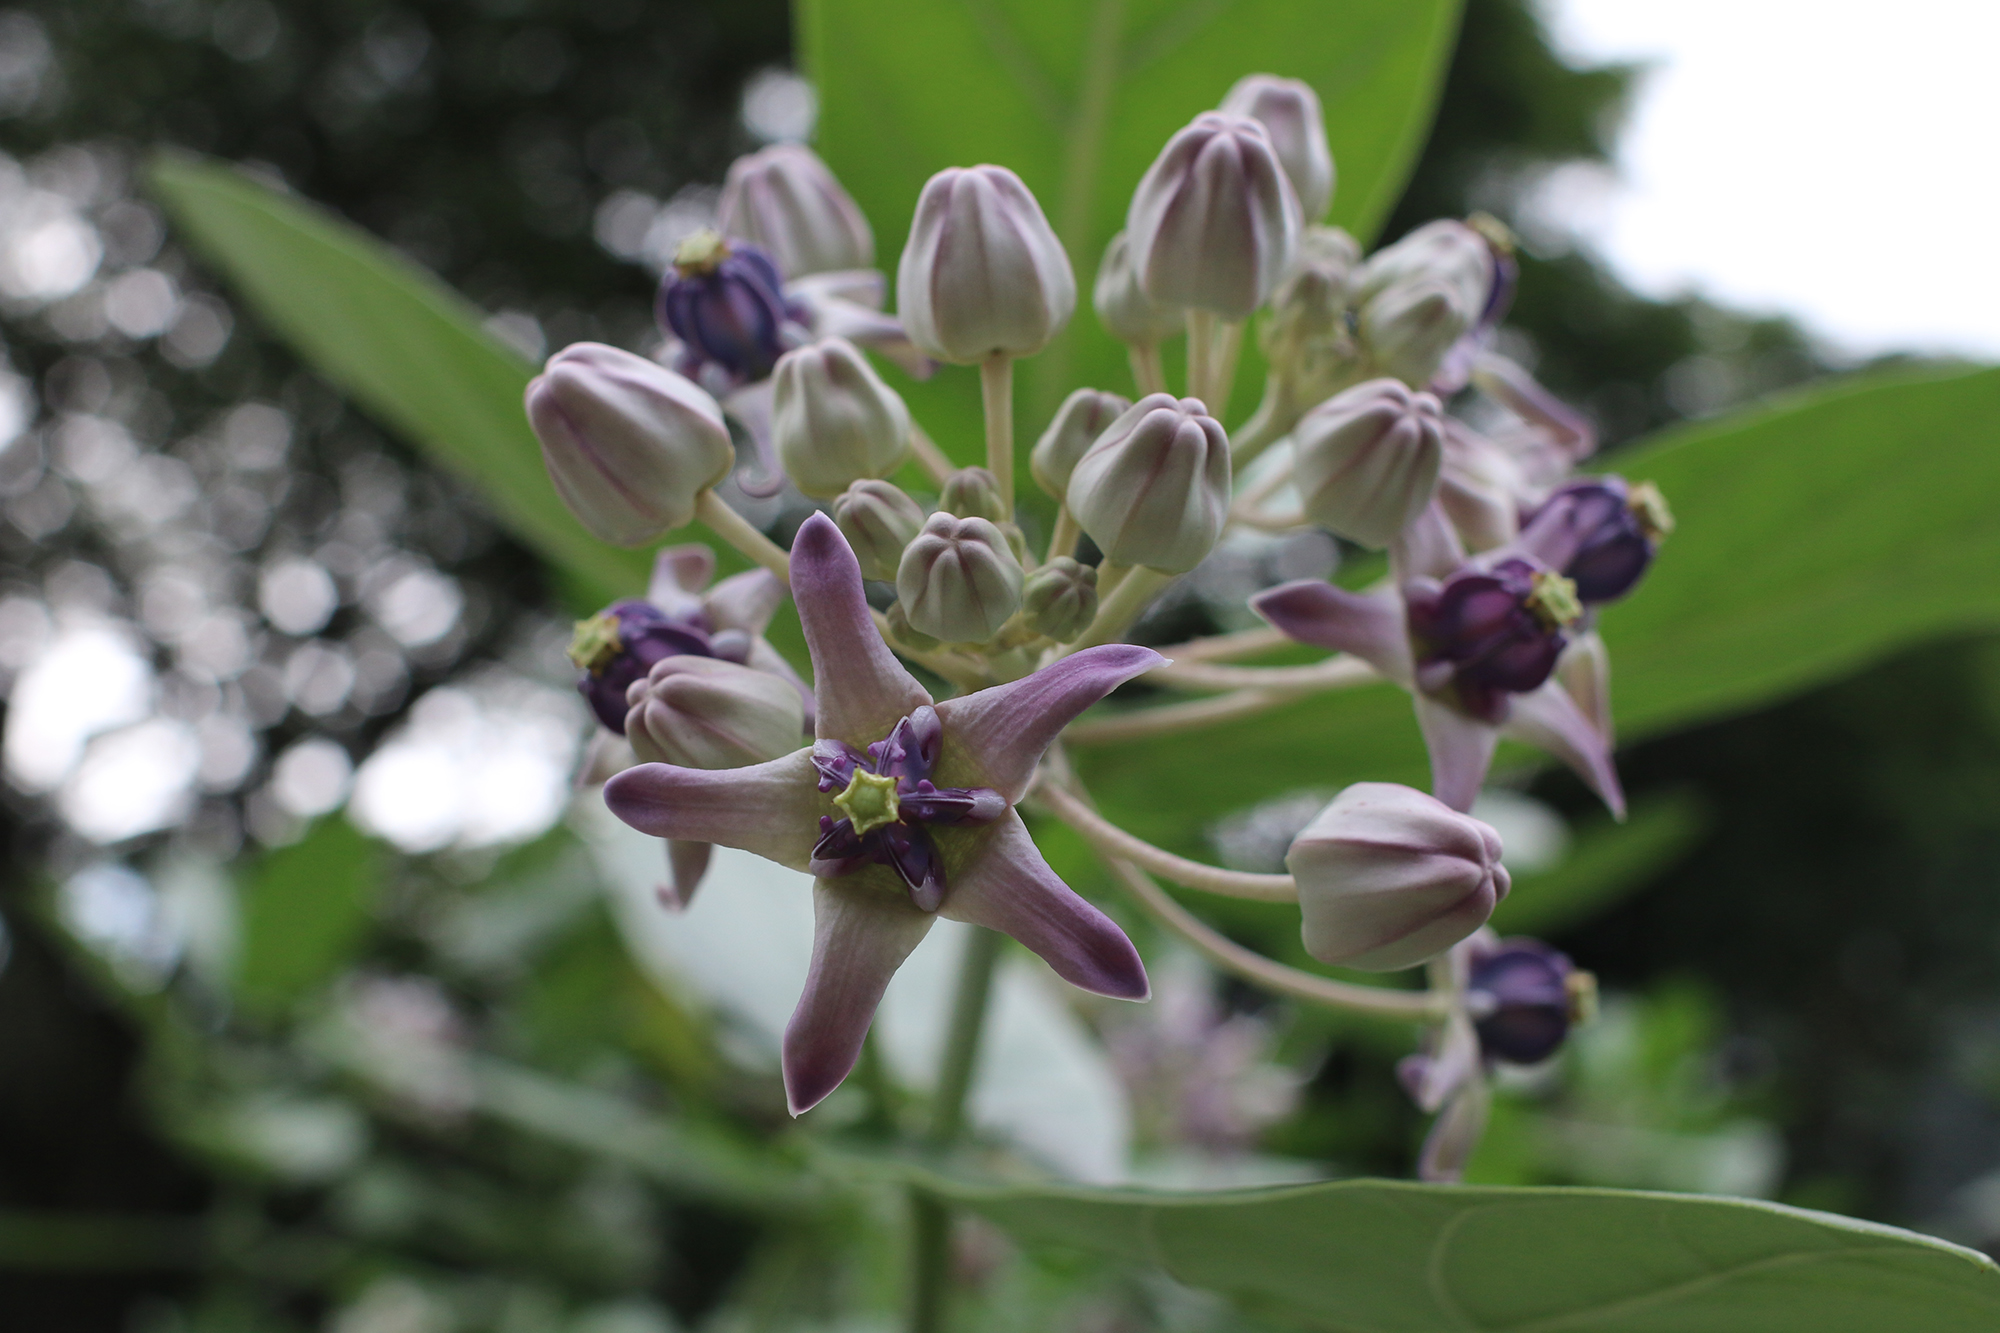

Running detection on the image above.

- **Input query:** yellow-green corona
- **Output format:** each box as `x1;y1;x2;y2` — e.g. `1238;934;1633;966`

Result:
1525;568;1582;631
672;227;731;277
566;613;624;674
833;768;901;837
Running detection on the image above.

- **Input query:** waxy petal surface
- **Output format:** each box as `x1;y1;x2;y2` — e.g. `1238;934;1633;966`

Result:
1502;681;1627;819
791;512;933;745
1251;581;1413;685
703;567;784;636
1412;693;1500;814
660;839;712;911
783;878;935;1114
647;545;715;615
603;749;821;871
932;645;1165;802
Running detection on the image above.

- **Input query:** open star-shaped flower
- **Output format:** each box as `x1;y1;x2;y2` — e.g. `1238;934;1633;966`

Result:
604;512;1159;1114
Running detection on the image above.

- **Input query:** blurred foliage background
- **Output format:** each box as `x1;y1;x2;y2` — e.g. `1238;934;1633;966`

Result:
2;0;1999;1329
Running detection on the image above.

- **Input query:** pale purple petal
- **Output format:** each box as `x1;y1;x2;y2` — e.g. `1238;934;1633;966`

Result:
1250;581;1413;685
747;638;817;733
1390;497;1466;584
783;877;935;1115
1417;1074;1491;1183
1413;694;1500;813
703;567;784;636
657;839;713;911
1501;681;1627;819
602;748;821;871
647;545;715;614
931;645;1164;802
1401;1009;1481;1113
791;511;934;745
721;380;786;497
939;811;1149;1001
576;731;637;788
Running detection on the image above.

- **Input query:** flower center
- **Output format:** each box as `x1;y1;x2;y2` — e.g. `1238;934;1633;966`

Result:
567;613;624;673
673;228;730;277
834;768;901;836
1524;569;1582;631
1627;480;1674;542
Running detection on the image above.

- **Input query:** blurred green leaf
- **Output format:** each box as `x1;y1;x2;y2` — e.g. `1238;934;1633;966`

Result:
1491;790;1709;936
1081;365;2000;845
914;1170;2000;1330
235;817;379;1017
802;0;1463;481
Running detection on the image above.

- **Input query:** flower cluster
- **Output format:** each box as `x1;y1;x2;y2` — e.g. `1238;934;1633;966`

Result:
522;76;1665;1169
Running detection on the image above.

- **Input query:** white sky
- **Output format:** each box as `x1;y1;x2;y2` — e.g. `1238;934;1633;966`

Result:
1542;0;2000;361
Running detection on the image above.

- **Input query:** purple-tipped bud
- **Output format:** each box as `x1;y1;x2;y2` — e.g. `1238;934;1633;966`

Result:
1466;937;1590;1065
625;655;805;770
896;166;1076;363
1286;783;1510;972
1092;230;1185;346
1261;225;1362;403
1031;387;1132;499
939;467;1009;523
895;512;1024;643
716;144;874;279
1066;393;1231;574
568;600;722;733
527;343;735;547
1292;378;1445;548
832;478;926;582
1219;74;1335;221
1357;276;1472;389
1518;477;1673;603
770;336;911;497
1127;112;1301;319
658;230;799;385
1406;557;1581;723
1020;557;1099;643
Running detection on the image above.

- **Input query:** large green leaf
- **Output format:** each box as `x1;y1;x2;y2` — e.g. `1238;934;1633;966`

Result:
1080;365;2000;847
148;153;653;605
234;817;380;1017
917;1171;2000;1331
802;0;1462;476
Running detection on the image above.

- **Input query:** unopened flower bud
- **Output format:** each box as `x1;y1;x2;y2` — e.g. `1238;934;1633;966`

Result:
1219;74;1335;221
771;336;912;497
939;467;1008;522
1091;231;1184;346
715;144;874;279
1517;477;1672;603
1286;782;1510;971
1030;387;1131;498
1292;378;1444;548
1020;557;1099;642
1357;276;1472;389
1261;225;1362;403
1406;557;1579;723
1466;937;1587;1065
896;166;1075;363
1066;394;1231;573
1126;112;1301;318
895;512;1024;643
883;600;939;652
625;655;805;770
657;230;800;385
832;478;926;581
1354;219;1499;318
527;343;735;546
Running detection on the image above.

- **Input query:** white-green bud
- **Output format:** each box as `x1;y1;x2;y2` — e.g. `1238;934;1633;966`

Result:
715;143;875;279
1091;230;1184;347
896;165;1076;363
832;478;926;581
1353;219;1498;317
771;336;912;498
1126;112;1301;318
1030;387;1131;499
625;655;805;770
895;511;1024;643
939;466;1008;522
1020;557;1099;642
1219;74;1335;221
1356;277;1472;389
1291;378;1445;548
526;342;736;546
1066;393;1231;574
1261;225;1363;406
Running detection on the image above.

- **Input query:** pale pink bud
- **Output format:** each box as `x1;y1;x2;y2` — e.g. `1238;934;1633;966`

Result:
1356;276;1472;388
1285;782;1509;972
624;656;805;770
895;512;1024;643
1219;74;1335;221
1126;112;1301;318
1353;219;1497;317
896;166;1076;363
1291;378;1444;548
1091;230;1184;346
771;336;911;497
1066;394;1231;574
832;478;926;582
716;143;874;278
526;342;735;546
1031;387;1131;498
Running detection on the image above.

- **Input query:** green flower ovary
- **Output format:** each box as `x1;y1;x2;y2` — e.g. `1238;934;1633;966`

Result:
567;613;624;673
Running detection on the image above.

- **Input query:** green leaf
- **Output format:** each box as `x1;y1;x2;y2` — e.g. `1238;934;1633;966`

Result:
234;817;380;1017
917;1171;2000;1331
147;152;652;605
802;0;1463;474
1490;791;1709;936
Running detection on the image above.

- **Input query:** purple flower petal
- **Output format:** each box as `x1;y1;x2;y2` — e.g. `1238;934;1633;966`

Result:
932;645;1165;802
603;749;821;871
782;878;935;1115
1250;582;1413;686
939;811;1149;1000
873;705;943;784
703;568;785;636
790;512;934;746
647;545;715;616
1412;693;1500;813
1501;681;1627;819
1390;497;1465;584
877;822;946;912
657;839;712;912
1416;1074;1490;1183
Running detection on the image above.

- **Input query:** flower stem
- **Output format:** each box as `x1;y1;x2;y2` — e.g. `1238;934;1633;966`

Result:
1153;654;1378;693
1035;781;1296;901
1186;310;1217;405
1063;687;1303;745
1152;624;1294;663
695;489;791;583
1061;565;1170;654
1229;378;1293;468
909;422;957;486
1209;317;1245;416
1046;505;1082;564
980;354;1015;515
1128;342;1168;397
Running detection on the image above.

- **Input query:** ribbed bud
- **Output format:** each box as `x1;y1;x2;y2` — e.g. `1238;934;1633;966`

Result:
1126;112;1301;318
1261;225;1362;404
895;512;1024;643
770;336;911;497
1353;219;1499;317
527;343;735;546
896;165;1076;363
657;230;799;385
1286;782;1510;972
1292;378;1445;548
1020;557;1099;642
624;655;805;770
832;478;926;581
883;601;939;652
1407;557;1578;723
1356;277;1472;389
1219;74;1335;221
1091;230;1184;346
939;467;1008;522
715;144;874;279
1030;387;1131;498
1066;394;1231;573
1466;937;1585;1065
1517;477;1671;603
